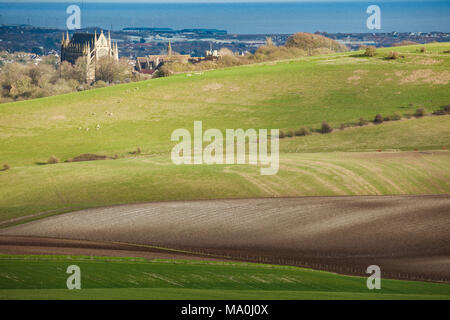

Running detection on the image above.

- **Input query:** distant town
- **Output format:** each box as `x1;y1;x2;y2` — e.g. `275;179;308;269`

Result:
1;24;449;60
1;24;449;102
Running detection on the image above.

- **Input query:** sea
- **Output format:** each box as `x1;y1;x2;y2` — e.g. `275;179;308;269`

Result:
0;1;449;34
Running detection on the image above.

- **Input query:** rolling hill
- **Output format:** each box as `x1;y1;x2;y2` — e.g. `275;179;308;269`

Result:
0;43;449;222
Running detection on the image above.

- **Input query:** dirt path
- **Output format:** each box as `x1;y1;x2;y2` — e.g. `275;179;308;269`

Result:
1;195;449;282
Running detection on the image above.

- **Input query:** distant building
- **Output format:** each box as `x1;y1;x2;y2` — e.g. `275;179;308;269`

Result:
61;30;119;82
205;43;220;60
135;57;156;74
136;40;191;73
205;49;220;59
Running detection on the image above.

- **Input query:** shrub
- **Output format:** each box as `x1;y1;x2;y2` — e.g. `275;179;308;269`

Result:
47;156;59;164
265;37;274;47
251;45;306;62
364;46;376;57
403;113;413;119
392;40;418;47
384;114;402;121
279;130;286;139
286;130;294;138
285;32;348;53
432;109;447;116
2;164;9;171
67;154;108;162
386;51;400;60
295;127;311;136
218;55;243;67
218;48;234;57
92;80;107;88
131;147;142;155
358;118;368;126
154;66;172;78
374;114;384;124
419;47;427;53
414;108;427;117
320;121;333;134
95;57;132;83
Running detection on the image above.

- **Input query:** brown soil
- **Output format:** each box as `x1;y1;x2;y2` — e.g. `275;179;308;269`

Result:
0;236;226;261
1;195;449;282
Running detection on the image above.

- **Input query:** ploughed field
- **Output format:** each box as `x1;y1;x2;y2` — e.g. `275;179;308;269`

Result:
1;195;449;282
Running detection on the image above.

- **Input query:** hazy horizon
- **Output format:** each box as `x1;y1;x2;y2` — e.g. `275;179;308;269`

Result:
1;0;449;33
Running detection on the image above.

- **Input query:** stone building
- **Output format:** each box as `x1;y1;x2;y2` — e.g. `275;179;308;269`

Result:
136;41;191;73
61;30;119;82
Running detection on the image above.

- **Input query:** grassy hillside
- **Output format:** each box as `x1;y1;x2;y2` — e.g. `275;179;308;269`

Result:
280;115;450;153
1;255;449;300
0;43;449;222
1;151;449;223
0;43;449;165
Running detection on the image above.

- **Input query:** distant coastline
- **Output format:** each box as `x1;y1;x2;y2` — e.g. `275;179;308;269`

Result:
0;1;449;34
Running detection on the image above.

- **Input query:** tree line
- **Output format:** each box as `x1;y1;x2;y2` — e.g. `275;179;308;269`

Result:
0;55;145;103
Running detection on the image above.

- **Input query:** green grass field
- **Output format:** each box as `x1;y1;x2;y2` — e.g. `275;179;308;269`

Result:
0;255;449;300
1;43;449;222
